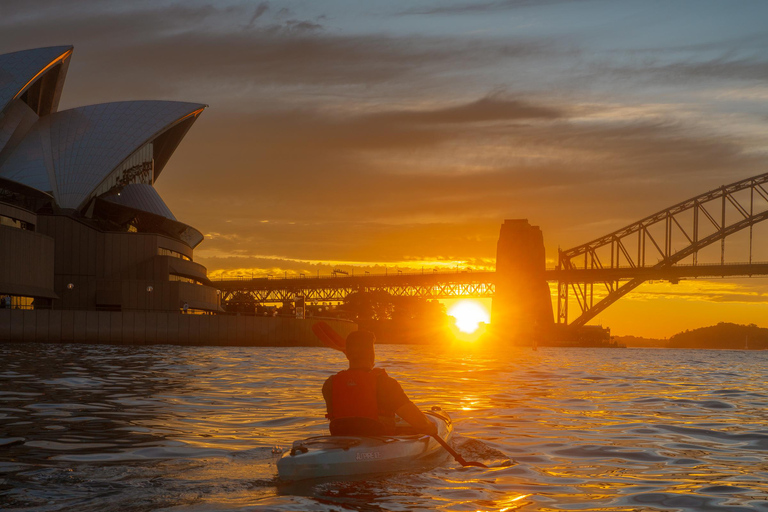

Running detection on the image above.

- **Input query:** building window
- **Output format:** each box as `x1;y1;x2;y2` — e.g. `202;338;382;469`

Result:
180;307;211;315
169;274;203;285
91;143;154;200
0;295;34;309
159;247;192;261
0;214;33;231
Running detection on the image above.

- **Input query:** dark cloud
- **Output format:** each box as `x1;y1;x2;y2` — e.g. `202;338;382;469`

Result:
282;20;324;33
611;31;768;56
0;3;224;49
595;53;768;86
246;2;270;28
155;89;766;266
652;58;768;83
365;94;563;125
400;0;583;16
0;1;564;110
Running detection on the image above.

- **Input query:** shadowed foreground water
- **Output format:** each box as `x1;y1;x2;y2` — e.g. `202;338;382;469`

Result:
1;342;767;511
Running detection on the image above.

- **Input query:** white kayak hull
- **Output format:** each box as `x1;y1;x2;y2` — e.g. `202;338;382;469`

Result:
277;409;453;481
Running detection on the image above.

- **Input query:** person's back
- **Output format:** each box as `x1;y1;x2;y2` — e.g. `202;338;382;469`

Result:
322;330;437;437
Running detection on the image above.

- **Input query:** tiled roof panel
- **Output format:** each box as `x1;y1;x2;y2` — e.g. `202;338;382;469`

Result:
0;46;72;114
103;183;177;221
0;100;205;208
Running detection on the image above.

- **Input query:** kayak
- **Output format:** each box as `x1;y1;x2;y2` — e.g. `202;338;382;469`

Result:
277;407;453;481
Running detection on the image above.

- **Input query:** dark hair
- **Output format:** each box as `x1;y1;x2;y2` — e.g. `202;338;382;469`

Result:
345;330;376;355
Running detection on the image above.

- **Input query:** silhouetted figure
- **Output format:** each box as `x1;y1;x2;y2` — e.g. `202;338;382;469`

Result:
322;330;437;436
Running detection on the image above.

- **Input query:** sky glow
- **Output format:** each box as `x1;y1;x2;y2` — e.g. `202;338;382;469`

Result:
4;0;768;337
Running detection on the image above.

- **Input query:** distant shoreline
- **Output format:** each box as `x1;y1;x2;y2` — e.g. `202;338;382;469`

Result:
614;322;768;350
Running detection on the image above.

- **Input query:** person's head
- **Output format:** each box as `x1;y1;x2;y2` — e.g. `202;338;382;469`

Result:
345;330;376;369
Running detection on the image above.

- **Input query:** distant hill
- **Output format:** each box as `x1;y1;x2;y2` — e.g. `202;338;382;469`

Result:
667;322;768;350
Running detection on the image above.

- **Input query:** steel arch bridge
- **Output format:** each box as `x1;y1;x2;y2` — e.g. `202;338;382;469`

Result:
216;172;768;327
557;171;768;327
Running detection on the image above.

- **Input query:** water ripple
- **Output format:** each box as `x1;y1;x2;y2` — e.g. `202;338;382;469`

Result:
0;343;766;511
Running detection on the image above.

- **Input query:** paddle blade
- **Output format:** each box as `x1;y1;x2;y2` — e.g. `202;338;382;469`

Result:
312;321;346;352
431;434;488;468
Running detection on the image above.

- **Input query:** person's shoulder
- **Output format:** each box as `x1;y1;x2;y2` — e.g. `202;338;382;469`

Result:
372;367;390;378
373;368;402;386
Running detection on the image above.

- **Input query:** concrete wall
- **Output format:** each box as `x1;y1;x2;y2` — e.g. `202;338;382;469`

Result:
36;214;219;312
0;310;357;347
0;224;55;297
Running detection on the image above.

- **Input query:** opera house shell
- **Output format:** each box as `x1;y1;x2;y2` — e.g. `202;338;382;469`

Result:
0;45;221;321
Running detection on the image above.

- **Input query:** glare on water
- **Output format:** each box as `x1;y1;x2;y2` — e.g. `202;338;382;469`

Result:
1;342;767;511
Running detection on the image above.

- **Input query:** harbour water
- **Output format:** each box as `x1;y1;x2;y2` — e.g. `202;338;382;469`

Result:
1;342;766;511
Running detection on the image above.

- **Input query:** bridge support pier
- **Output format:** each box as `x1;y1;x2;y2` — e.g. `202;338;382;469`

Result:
491;219;554;344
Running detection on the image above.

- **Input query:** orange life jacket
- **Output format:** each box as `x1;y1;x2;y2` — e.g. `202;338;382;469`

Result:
328;368;386;421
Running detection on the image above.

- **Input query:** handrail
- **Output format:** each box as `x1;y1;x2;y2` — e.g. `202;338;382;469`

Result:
214;261;768;283
215;269;490;282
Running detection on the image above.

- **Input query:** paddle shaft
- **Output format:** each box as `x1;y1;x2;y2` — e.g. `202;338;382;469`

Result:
311;321;346;352
430;434;488;468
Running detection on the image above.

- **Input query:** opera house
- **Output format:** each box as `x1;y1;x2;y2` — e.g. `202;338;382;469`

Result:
0;46;353;344
0;44;218;311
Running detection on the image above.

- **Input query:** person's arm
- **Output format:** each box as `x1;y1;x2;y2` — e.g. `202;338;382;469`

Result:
322;377;333;417
395;401;438;436
378;372;438;436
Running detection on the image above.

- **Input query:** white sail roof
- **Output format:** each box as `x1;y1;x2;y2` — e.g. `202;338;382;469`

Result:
0;100;205;209
0;46;72;115
104;183;177;220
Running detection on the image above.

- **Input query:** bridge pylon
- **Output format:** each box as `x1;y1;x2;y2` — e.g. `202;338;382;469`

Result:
491;219;554;344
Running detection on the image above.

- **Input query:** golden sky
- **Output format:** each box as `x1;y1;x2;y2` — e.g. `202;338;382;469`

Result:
4;1;768;337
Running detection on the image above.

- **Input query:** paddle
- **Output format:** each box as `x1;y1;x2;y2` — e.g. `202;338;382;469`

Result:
311;321;346;352
430;434;488;468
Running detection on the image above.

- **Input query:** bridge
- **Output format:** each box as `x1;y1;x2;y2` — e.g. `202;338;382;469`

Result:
557;171;768;327
217;271;497;305
217;171;768;329
217;262;768;303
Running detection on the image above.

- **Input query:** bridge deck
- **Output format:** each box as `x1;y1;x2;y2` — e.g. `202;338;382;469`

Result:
212;263;768;292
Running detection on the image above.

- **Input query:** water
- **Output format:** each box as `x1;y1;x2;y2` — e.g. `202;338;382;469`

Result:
1;342;767;511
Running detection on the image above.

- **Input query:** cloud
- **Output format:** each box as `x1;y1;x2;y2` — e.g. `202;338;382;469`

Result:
597;54;768;87
193;220;503;265
5;1;768;281
0;1;569;110
400;0;582;16
628;280;768;305
658;58;768;83
245;2;270;28
163;94;768;269
363;94;562;125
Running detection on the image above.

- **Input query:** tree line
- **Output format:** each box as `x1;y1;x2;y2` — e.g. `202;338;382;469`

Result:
667;322;768;349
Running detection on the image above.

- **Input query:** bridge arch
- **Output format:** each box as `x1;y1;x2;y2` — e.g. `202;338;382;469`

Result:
557;172;768;327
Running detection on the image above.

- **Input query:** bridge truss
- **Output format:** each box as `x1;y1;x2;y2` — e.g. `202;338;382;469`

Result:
218;272;496;306
557;172;768;327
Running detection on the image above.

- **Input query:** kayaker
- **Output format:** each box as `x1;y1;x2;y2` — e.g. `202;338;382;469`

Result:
322;330;438;437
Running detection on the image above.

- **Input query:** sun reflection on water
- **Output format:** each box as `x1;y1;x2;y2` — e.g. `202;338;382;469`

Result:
1;344;766;511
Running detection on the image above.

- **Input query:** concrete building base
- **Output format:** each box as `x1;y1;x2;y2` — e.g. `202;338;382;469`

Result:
0;310;356;347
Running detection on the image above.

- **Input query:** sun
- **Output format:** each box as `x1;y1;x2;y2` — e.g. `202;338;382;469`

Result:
447;300;491;334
